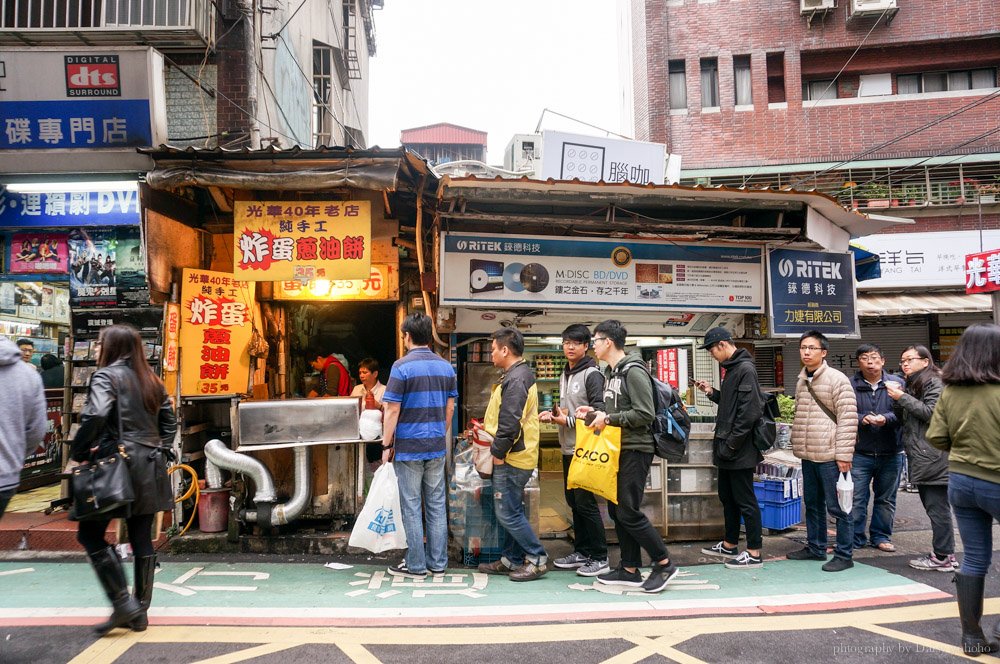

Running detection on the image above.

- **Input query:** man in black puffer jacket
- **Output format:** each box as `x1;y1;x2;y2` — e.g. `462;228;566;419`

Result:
694;327;765;569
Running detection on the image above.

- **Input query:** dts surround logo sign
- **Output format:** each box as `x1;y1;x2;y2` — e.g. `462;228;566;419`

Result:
64;55;121;97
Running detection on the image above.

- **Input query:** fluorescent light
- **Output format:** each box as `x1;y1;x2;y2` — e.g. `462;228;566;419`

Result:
5;180;139;194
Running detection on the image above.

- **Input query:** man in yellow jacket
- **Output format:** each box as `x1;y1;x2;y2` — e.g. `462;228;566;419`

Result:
787;329;858;572
478;327;547;581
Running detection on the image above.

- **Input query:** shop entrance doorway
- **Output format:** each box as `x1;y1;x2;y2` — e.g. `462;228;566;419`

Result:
286;302;397;398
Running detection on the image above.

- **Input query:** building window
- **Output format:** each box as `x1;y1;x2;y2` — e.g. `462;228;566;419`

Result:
734;55;752;106
766;52;786;104
668;60;687;110
313;42;333;147
700;57;719;108
803;79;837;101
896;68;996;95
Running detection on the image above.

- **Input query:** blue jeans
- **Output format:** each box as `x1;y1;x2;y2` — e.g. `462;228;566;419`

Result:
493;462;547;567
949;472;1000;577
395;457;448;573
851;453;902;548
802;459;854;560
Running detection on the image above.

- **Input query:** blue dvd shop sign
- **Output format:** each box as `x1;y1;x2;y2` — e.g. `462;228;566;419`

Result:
0;190;140;228
767;247;858;338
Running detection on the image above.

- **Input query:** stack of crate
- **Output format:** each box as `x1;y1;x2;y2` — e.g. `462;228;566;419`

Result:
753;476;804;530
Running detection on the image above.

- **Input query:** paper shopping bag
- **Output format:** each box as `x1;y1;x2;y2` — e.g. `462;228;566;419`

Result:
349;463;408;553
567;422;622;504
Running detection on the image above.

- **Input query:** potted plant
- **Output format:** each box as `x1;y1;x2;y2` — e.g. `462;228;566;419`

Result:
948;177;980;205
860;182;891;208
902;185;925;206
775;394;795;449
978;177;1000;205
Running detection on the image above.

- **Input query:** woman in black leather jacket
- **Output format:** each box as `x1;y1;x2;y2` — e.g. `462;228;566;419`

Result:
69;324;176;636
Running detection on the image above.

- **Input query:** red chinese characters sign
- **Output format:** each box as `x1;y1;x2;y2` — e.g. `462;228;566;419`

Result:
233;201;371;281
965;249;1000;295
179;268;254;397
657;348;680;389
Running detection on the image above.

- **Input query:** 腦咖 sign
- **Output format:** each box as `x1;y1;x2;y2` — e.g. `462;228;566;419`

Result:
767;248;858;338
179;268;254;397
233;201;371;281
965;248;1000;295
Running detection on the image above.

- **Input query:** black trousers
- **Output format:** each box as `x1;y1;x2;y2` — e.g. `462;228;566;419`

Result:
609;450;669;569
77;513;156;558
561;454;608;560
917;484;955;557
718;467;763;550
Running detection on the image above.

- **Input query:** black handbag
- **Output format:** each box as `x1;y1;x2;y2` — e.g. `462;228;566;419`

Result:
70;444;135;521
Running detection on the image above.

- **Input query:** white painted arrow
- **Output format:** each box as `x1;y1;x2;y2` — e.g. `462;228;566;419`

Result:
0;568;34;577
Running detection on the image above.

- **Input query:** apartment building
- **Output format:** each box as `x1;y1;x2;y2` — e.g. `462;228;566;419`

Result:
621;0;1000;383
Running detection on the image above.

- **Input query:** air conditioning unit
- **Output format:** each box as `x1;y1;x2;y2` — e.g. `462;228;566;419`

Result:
800;0;836;13
848;0;897;18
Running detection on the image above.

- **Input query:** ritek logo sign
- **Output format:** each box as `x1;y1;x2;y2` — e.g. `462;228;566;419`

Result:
64;55;121;97
778;258;794;278
779;258;843;280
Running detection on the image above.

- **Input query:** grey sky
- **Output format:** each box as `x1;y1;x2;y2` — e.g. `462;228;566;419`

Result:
368;0;622;164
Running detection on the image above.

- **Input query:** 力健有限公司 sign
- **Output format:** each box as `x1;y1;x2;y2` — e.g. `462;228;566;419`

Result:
767;247;858;338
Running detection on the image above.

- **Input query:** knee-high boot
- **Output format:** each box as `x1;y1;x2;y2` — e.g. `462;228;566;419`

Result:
130;555;156;631
88;547;144;636
955;573;999;656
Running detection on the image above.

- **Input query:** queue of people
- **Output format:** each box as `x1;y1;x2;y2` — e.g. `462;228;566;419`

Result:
3;315;1000;655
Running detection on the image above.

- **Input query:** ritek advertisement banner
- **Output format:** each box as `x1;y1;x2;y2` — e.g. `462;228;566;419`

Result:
439;232;764;313
767;248;859;338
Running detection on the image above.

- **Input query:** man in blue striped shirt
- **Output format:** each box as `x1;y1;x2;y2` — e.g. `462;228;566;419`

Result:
381;313;458;579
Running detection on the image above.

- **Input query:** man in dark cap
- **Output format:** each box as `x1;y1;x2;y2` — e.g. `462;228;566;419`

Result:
693;327;765;569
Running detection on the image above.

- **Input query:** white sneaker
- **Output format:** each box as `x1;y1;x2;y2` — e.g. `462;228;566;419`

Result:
577;558;610;577
908;553;956;572
724;551;763;569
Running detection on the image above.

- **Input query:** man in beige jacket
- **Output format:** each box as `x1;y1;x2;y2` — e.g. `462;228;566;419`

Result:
786;330;858;572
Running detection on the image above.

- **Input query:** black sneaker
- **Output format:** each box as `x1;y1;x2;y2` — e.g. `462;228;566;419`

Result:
701;541;739;559
596;566;643;587
786;547;827;561
822;557;854;572
725;551;763;569
642;561;680;593
388;562;427;579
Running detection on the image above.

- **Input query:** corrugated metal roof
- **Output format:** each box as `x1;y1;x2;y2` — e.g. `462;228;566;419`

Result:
400;123;487;146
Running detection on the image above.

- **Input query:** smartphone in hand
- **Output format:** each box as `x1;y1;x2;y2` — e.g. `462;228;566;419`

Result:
584;411;598;426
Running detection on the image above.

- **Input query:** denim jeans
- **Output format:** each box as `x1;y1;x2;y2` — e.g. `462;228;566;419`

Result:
949;472;1000;576
561;454;608;560
395;457;448;573
851;452;902;549
802;459;854;560
609;450;669;569
493;462;547;567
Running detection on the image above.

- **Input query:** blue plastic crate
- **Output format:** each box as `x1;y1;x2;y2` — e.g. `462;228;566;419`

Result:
754;479;793;503
760;498;803;530
462;547;502;567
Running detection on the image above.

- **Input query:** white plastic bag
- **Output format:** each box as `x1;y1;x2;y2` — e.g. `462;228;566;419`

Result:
359;409;383;441
836;471;854;514
348;463;407;553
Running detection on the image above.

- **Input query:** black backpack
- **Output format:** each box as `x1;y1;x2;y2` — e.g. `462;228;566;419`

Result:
618;361;692;462
752;391;781;452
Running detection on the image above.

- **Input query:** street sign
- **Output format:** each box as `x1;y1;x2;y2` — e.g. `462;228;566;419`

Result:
964;248;1000;295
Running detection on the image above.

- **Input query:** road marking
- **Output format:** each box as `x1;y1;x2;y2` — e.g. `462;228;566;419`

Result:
0;568;33;576
172;567;203;584
336;642;381;664
188;643;297;664
199;572;270;580
859;623;965;658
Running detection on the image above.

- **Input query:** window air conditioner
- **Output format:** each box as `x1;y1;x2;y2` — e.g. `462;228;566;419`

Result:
800;0;836;12
849;0;897;17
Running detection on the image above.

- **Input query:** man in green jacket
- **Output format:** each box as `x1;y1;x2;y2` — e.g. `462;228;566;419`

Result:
576;319;677;593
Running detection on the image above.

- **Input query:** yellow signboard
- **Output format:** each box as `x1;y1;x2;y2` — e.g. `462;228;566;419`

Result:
273;264;398;301
179;268;254;397
233;200;371;282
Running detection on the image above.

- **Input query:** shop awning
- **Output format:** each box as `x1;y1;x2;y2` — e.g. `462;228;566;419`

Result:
857;292;994;316
850;244;881;281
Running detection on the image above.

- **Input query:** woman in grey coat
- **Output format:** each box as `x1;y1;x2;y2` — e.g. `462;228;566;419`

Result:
887;345;954;572
69;324;176;636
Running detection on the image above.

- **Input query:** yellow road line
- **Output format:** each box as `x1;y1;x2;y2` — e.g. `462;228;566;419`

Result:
189;643;299;664
69;597;984;663
860;624;969;659
336;642;383;664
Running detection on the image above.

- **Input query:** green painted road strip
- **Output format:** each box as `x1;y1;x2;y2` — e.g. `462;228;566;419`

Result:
0;560;948;624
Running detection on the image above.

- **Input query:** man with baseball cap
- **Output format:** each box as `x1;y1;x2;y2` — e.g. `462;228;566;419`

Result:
693;327;765;569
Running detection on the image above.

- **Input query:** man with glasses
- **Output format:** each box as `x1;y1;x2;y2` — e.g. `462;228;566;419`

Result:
849;344;903;554
576;320;677;593
787;330;858;572
540;324;608;577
